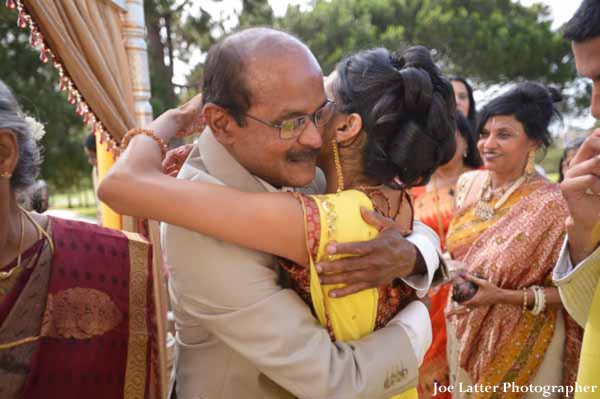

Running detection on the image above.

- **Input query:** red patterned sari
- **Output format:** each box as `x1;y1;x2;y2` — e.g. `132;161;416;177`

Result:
0;217;162;399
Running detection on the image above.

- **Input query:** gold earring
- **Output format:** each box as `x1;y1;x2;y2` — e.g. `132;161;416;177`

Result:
332;138;344;192
1;171;12;179
526;150;535;175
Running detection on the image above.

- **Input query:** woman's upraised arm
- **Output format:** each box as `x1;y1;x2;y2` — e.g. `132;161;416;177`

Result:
98;99;308;266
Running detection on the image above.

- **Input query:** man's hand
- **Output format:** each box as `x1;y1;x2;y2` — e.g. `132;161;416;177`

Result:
315;208;426;298
560;129;600;264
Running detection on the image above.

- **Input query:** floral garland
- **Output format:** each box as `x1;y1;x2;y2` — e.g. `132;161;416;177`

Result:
5;0;119;156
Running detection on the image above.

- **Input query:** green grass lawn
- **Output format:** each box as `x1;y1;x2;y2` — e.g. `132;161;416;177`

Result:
49;189;98;220
50;189;96;209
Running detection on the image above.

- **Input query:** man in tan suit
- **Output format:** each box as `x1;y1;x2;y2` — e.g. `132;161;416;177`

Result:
162;28;442;398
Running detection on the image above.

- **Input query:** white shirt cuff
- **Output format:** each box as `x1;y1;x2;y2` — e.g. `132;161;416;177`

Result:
388;301;432;366
553;237;574;283
402;233;439;298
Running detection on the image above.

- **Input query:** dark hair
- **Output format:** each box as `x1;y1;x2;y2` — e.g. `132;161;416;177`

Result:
450;77;477;127
455;111;482;168
0;80;42;192
334;46;456;188
558;137;586;182
475;82;562;151
202;32;253;126
563;0;600;42
84;133;96;152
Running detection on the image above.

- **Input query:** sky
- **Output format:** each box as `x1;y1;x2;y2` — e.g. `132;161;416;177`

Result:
173;0;594;129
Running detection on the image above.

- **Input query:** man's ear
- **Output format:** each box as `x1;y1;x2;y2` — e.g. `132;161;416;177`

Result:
336;113;363;144
0;129;18;175
203;103;236;145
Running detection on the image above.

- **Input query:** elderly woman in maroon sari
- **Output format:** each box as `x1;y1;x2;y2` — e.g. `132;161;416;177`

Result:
0;81;162;398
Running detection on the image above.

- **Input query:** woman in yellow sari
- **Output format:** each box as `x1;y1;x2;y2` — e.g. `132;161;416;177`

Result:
445;82;583;398
100;46;458;398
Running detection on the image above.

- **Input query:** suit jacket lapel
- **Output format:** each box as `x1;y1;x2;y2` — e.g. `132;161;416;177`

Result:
197;128;272;193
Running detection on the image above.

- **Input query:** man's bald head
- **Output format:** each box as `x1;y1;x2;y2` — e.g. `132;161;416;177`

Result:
202;27;321;125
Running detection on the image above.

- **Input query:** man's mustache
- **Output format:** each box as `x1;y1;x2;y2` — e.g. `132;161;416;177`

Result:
286;148;320;162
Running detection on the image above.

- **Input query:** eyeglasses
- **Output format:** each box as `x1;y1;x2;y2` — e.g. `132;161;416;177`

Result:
244;99;336;140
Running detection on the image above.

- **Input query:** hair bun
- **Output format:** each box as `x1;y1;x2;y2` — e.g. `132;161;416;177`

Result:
547;86;562;103
397;67;433;115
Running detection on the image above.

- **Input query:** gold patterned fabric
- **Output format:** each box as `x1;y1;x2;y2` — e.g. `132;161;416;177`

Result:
445;171;582;396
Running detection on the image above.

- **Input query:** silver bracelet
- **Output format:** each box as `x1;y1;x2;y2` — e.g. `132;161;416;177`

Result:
529;285;541;315
537;286;547;314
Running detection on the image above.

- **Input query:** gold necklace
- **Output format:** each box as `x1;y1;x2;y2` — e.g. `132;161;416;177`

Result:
0;207;50;280
0;209;25;280
474;172;528;221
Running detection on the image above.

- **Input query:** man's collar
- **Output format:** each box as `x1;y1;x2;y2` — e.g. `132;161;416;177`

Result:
198;128;280;193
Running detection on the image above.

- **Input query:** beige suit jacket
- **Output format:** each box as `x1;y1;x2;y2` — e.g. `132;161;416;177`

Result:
161;129;424;398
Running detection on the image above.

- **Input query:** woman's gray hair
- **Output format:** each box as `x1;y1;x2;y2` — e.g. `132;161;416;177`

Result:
0;80;42;192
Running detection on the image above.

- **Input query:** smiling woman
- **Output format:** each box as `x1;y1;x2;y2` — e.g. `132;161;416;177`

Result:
444;82;583;398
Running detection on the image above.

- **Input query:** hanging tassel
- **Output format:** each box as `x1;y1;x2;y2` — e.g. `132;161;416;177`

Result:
29;28;40;47
40;47;49;64
17;10;27;28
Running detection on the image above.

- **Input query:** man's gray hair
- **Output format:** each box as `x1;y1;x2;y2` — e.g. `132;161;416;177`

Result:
0;80;41;191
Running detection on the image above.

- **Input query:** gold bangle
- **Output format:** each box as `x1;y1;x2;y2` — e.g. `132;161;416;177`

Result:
522;287;528;313
120;128;167;160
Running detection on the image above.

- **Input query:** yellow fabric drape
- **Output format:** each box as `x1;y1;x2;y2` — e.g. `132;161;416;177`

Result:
575;278;600;398
307;190;417;399
23;0;136;143
96;135;121;229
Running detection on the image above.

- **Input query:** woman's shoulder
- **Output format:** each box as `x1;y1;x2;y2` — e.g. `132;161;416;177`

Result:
310;189;374;209
456;170;487;211
50;217;151;249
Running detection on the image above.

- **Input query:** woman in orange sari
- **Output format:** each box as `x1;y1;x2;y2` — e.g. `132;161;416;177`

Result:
445;82;583;398
415;111;481;398
0;81;162;398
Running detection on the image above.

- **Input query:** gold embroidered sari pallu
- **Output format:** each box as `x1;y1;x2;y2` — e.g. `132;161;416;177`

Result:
294;190;418;399
445;176;582;398
0;218;159;399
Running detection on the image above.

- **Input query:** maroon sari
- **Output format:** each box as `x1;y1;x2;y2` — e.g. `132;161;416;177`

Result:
0;217;161;399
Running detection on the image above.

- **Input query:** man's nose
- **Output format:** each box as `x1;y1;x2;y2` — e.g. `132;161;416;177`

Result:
298;121;323;149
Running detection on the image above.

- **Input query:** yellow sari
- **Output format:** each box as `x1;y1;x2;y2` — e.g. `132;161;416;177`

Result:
297;190;417;399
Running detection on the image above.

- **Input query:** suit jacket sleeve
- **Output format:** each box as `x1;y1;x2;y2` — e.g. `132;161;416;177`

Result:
163;223;422;399
553;238;600;327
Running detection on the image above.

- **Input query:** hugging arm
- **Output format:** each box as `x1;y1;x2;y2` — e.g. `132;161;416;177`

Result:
99;107;309;265
164;221;429;398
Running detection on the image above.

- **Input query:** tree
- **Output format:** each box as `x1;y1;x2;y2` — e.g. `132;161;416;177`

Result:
277;0;574;86
0;6;90;200
144;0;219;115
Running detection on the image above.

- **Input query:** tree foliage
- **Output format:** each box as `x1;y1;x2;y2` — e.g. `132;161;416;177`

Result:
0;6;90;197
277;0;574;86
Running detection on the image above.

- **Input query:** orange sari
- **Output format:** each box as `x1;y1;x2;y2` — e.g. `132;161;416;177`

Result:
413;186;454;399
0;217;162;399
445;172;582;397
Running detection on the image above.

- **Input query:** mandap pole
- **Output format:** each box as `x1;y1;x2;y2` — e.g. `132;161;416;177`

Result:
123;2;169;398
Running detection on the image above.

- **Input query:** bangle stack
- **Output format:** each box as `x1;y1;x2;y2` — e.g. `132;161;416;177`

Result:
120;128;167;160
529;286;547;315
521;287;528;313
